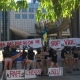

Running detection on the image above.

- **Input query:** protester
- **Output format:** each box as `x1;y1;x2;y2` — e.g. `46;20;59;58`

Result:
11;45;17;69
64;46;73;73
61;47;66;67
26;47;35;70
21;46;27;69
0;45;12;80
36;48;42;69
72;46;79;71
41;46;49;75
50;49;58;67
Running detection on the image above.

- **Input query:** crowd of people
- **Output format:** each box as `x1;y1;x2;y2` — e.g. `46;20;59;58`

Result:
0;44;80;80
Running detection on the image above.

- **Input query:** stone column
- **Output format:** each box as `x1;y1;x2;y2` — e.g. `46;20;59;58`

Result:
57;31;62;39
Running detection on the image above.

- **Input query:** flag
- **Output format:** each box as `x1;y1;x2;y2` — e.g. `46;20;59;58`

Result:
43;28;47;42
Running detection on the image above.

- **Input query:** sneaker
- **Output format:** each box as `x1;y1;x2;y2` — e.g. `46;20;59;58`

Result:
73;68;75;71
0;77;3;80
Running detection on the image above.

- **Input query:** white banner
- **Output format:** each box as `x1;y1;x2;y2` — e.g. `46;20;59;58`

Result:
48;67;63;76
49;39;63;49
49;38;77;49
6;69;41;80
6;70;24;79
0;38;42;49
75;38;80;47
62;38;76;46
25;69;41;79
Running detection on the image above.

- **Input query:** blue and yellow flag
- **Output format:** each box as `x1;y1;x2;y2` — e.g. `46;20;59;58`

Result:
43;28;47;42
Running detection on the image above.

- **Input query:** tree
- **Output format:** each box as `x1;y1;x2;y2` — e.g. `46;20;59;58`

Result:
0;0;28;11
36;0;80;22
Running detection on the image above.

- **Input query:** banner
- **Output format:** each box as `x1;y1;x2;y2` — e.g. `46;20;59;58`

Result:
6;69;41;80
75;38;80;47
62;38;76;46
49;38;78;49
48;67;63;76
49;39;63;49
25;69;41;79
0;38;42;49
6;70;24;79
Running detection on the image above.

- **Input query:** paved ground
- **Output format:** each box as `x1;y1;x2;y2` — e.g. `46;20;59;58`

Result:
0;50;80;80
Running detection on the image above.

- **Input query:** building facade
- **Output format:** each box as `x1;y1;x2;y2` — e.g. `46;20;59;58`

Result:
0;0;70;41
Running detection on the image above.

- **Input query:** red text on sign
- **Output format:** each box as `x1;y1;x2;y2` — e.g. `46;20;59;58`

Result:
25;69;41;75
51;41;60;46
0;43;5;47
35;40;40;44
64;40;75;45
10;70;21;77
51;69;60;75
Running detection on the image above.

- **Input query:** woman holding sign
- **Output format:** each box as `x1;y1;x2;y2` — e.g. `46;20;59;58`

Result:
0;46;12;80
50;49;58;68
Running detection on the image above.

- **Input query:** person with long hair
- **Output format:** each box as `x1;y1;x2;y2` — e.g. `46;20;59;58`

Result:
26;47;35;70
50;49;58;67
0;45;12;80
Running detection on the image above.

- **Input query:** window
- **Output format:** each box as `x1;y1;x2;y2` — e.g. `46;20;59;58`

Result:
22;9;27;12
29;8;34;12
15;14;20;19
22;14;27;19
29;14;34;19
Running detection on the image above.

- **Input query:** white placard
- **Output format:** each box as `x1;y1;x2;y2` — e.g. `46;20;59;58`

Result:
6;69;41;80
49;39;62;49
62;38;76;46
48;67;63;76
6;70;24;80
75;38;80;47
25;69;41;79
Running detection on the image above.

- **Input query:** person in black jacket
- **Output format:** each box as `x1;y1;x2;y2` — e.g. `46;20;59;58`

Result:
61;47;66;67
26;47;35;70
50;49;58;67
21;46;27;69
0;45;12;80
72;46;79;71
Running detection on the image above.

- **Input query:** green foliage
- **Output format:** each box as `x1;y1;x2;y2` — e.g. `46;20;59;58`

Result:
36;0;80;22
0;0;28;11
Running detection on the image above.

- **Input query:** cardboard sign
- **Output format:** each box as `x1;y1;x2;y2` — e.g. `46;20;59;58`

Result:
48;67;63;76
36;53;44;60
